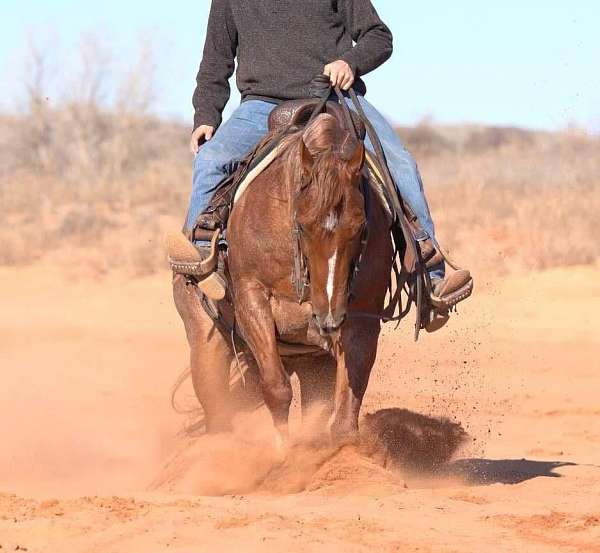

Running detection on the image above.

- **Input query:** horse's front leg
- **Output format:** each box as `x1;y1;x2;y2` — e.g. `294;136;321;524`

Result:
329;320;380;443
234;282;293;447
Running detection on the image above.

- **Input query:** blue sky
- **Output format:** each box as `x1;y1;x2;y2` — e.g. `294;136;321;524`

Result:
2;0;599;131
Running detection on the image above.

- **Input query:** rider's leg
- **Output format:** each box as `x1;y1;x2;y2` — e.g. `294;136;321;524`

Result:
346;95;472;326
184;100;277;236
171;100;276;299
346;95;445;279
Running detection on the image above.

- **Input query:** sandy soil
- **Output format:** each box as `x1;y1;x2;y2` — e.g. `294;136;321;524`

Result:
1;264;599;552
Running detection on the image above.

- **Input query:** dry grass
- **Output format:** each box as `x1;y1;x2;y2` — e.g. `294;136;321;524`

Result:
1;53;598;278
401;123;600;275
2;36;597;278
0;110;189;276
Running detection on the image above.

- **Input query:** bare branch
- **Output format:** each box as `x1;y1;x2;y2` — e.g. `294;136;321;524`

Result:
116;35;156;115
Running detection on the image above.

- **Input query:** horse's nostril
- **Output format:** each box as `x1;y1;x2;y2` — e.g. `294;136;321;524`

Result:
313;312;347;335
328;315;346;332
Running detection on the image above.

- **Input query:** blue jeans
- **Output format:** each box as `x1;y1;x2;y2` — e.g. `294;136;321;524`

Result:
185;96;444;279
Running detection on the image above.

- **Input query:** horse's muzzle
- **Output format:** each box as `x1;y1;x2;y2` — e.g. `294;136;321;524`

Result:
313;312;347;335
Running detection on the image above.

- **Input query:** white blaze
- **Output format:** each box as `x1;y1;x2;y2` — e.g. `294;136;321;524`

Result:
326;249;338;310
323;211;338;232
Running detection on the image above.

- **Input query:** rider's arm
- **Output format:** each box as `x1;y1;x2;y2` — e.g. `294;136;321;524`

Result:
340;0;393;78
192;0;237;132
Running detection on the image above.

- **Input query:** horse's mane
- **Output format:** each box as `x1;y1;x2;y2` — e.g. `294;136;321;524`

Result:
272;113;359;224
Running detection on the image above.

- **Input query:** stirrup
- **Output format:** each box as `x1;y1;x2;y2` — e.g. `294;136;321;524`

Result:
167;229;221;277
422;270;473;333
430;272;474;310
167;230;226;301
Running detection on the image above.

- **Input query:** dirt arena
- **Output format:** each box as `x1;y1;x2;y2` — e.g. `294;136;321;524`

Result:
1;262;598;552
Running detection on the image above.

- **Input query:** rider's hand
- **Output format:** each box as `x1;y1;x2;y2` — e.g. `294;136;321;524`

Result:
190;125;215;155
323;60;355;91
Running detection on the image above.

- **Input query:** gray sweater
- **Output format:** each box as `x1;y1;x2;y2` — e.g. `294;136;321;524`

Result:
193;0;393;131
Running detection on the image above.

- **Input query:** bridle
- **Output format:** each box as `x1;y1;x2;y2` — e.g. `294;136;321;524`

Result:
291;141;370;307
291;220;310;303
292;77;428;338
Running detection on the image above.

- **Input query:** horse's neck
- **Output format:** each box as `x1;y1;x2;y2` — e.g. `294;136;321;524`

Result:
233;162;296;254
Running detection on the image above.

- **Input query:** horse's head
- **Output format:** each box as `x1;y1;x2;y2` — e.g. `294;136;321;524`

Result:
294;114;366;335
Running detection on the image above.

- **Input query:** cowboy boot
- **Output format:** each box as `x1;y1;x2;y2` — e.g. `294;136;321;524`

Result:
418;238;473;333
166;230;227;301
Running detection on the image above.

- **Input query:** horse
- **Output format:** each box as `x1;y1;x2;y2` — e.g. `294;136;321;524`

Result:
173;112;394;445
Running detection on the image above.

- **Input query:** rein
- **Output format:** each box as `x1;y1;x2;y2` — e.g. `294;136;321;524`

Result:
343;87;426;339
292;221;310;303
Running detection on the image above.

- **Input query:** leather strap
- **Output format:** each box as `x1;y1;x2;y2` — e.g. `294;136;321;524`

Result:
345;87;426;340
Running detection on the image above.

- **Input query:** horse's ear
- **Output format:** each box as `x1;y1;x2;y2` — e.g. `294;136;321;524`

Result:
349;142;365;176
300;139;314;176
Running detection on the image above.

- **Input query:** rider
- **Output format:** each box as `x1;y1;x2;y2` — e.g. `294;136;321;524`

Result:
173;0;472;331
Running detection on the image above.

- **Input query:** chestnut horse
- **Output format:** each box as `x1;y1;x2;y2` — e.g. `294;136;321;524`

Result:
174;113;394;444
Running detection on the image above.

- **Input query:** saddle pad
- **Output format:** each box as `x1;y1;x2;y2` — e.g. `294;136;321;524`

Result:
232;142;286;205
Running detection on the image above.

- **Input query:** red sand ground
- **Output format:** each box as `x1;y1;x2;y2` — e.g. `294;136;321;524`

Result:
1;264;599;552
